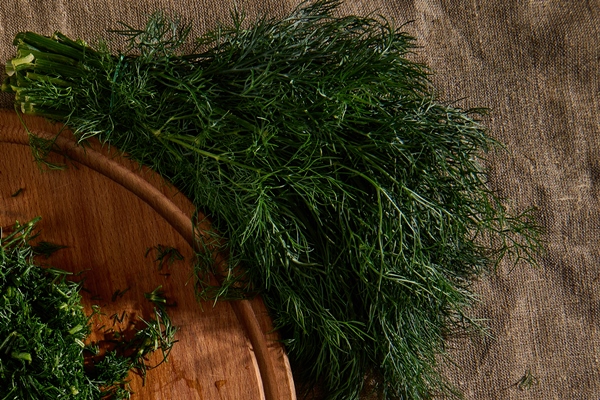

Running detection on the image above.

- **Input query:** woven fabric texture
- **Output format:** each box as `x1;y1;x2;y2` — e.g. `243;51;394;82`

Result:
1;1;598;398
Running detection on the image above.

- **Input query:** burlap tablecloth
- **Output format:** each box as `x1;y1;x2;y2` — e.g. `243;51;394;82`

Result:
1;1;598;399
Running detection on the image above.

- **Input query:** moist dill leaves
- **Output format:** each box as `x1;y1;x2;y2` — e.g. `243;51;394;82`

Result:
0;220;178;399
145;245;184;270
111;287;131;302
2;1;542;399
31;240;68;258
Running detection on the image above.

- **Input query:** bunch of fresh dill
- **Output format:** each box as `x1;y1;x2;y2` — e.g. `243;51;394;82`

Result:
2;1;541;398
0;219;177;399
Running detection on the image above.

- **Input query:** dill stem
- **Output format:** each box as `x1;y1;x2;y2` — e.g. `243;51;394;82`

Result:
165;135;266;174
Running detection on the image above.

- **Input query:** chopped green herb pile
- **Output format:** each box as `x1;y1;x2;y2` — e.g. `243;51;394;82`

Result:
0;220;177;399
2;1;541;398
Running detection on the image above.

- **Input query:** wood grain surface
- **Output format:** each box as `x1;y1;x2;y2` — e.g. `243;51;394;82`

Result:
0;110;296;400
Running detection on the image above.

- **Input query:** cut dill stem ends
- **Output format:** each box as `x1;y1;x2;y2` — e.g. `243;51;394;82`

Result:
2;1;542;399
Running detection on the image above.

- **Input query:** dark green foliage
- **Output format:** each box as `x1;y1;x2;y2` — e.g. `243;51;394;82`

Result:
10;188;24;197
2;1;541;398
31;241;68;258
144;245;184;270
0;220;177;399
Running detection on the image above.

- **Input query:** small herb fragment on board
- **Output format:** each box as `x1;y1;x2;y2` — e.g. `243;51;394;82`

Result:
145;244;184;270
10;187;24;197
31;240;68;258
0;219;178;399
129;302;178;380
111;287;131;302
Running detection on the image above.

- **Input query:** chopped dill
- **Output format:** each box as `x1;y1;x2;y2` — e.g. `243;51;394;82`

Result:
10;187;24;197
111;287;131;302
145;244;184;270
110;311;129;325
31;240;67;258
0;219;178;399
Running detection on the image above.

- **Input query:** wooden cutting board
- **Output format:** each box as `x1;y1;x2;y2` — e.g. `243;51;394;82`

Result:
0;110;296;400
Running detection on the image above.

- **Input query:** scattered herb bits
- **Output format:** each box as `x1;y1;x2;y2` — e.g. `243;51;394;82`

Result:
10;188;24;198
0;220;177;399
2;1;541;398
145;245;184;270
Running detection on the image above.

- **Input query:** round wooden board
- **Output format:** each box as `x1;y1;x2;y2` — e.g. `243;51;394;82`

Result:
0;110;296;400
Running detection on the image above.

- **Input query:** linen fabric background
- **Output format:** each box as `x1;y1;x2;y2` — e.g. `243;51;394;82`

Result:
1;1;598;399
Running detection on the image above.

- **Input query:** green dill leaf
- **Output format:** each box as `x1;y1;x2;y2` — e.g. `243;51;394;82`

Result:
10;188;24;197
31;241;68;258
145;244;184;270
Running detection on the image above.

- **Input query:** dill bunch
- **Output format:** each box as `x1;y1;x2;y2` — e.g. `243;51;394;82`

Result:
2;1;541;398
0;220;177;399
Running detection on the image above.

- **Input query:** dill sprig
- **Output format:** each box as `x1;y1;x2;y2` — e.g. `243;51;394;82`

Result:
0;219;178;399
2;1;542;398
31;240;68;258
145;245;184;270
